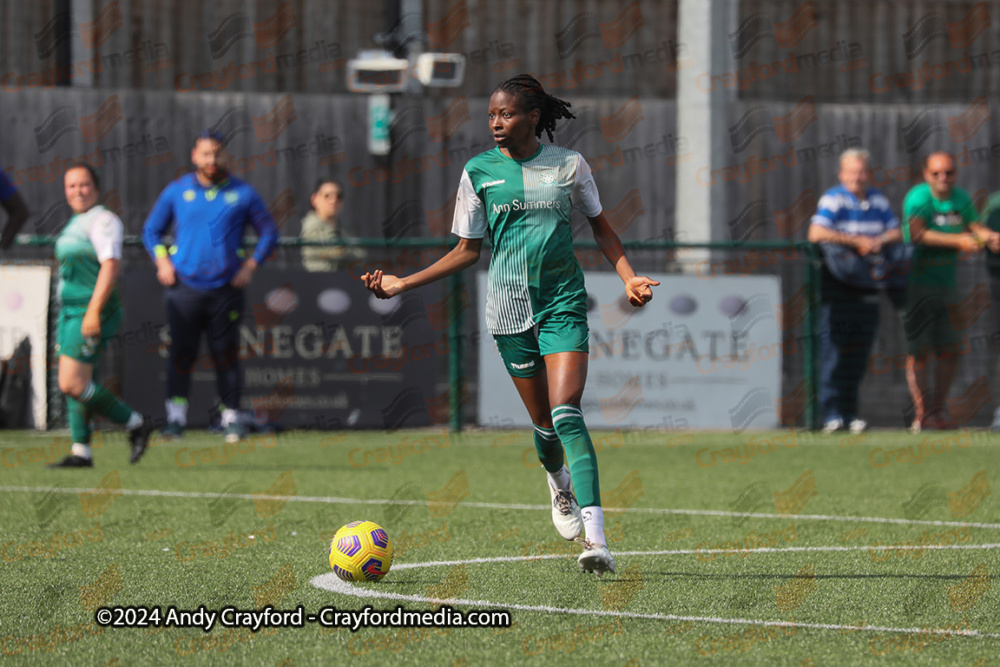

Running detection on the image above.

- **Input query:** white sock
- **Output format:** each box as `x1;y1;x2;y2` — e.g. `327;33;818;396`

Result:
71;443;92;459
166;399;188;425
221;408;238;427
582;506;606;546
125;412;143;430
547;465;572;492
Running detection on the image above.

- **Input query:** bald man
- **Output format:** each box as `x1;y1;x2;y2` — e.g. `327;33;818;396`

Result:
902;151;992;431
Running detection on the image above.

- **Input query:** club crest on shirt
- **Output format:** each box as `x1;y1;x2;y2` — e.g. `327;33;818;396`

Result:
225;191;239;204
932;212;963;227
183;190;196;202
538;170;557;185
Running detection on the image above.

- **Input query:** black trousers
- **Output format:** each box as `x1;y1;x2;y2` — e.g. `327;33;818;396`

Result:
165;281;244;411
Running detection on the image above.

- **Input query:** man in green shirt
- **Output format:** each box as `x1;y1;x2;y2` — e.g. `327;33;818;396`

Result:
902;151;993;431
975;190;1000;429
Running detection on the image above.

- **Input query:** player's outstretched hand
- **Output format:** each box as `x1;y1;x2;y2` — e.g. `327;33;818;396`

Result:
361;269;405;299
625;275;660;307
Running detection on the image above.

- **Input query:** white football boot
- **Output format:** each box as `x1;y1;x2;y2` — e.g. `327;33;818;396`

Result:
578;540;616;576
550;486;584;541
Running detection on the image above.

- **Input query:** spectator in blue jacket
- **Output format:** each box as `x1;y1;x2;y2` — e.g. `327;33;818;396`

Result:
808;148;904;434
142;131;278;442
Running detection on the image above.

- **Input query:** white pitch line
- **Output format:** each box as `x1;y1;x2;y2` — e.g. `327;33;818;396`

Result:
389;543;1000;567
2;485;1000;531
310;568;1000;639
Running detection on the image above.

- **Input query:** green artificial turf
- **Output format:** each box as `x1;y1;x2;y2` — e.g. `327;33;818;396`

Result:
0;427;997;665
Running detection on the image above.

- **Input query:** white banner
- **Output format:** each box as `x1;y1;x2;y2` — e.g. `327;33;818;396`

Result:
0;264;51;429
477;272;783;430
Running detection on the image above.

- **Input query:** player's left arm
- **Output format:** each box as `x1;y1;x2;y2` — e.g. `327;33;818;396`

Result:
82;212;124;337
587;213;659;307
82;259;121;337
571;153;658;306
233;188;279;287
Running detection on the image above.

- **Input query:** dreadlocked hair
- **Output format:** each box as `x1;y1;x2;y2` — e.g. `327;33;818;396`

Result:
494;74;575;143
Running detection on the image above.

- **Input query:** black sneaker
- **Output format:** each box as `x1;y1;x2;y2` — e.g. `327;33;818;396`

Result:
129;417;154;464
47;455;94;468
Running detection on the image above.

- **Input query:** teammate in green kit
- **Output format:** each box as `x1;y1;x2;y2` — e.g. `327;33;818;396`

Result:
901;151;993;432
47;165;153;468
362;75;659;575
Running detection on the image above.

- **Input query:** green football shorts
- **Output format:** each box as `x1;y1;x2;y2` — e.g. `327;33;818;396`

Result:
57;303;122;364
494;316;590;378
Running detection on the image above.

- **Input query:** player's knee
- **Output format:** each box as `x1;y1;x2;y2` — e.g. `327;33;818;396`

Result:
59;375;85;398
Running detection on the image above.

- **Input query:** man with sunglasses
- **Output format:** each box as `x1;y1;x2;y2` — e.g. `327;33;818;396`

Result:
301;179;364;272
973;186;1000;430
901;151;993;431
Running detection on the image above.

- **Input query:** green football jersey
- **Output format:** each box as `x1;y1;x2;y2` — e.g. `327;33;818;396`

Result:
54;204;123;308
902;183;977;287
979;190;1000;277
452;145;603;335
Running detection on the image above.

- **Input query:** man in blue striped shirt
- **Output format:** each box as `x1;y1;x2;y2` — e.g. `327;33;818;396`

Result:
143;131;279;442
808;148;904;433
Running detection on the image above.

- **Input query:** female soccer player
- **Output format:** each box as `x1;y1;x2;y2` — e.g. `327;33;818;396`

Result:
47;165;152;468
363;75;658;574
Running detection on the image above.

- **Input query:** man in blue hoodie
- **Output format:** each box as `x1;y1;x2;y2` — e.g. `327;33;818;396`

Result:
143;131;279;442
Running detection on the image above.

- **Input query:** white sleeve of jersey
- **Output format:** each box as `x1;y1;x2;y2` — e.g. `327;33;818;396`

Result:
89;208;124;262
451;169;487;239
571;153;603;218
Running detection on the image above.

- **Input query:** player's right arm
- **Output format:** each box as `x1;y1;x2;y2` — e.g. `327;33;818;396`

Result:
363;169;485;299
142;184;178;285
363;238;482;298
